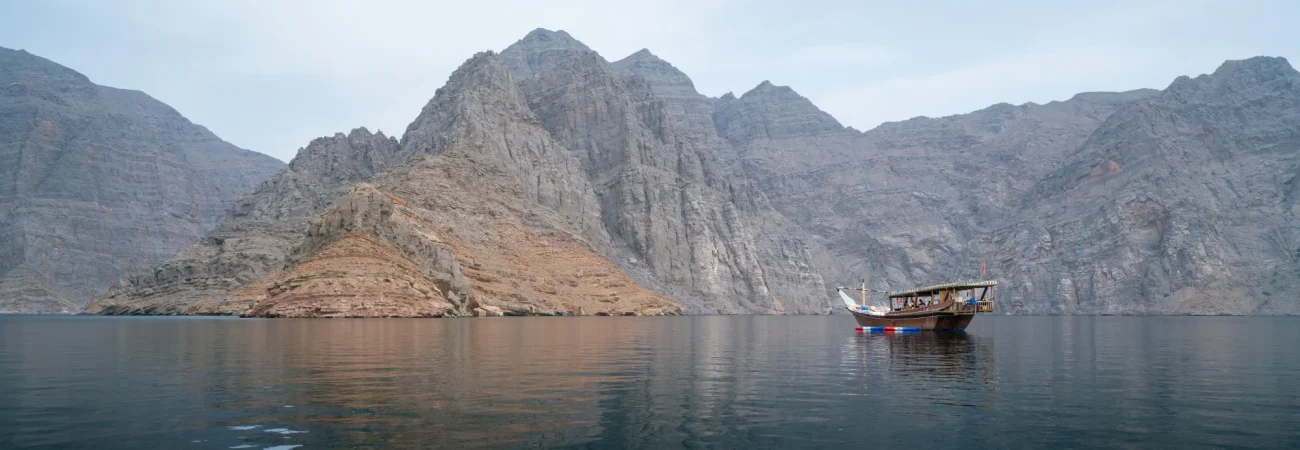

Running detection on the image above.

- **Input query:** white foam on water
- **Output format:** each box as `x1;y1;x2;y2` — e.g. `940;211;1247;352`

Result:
228;425;262;431
282;405;294;408
263;428;307;435
228;446;255;449
263;446;302;450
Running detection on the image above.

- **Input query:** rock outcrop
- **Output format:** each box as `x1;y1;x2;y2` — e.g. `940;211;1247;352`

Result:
0;46;283;313
86;128;399;315
243;186;467;318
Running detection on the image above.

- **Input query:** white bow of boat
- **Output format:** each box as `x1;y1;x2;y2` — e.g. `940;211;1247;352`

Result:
838;288;890;316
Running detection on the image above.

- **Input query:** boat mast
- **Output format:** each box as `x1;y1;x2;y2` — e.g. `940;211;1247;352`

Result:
862;260;871;307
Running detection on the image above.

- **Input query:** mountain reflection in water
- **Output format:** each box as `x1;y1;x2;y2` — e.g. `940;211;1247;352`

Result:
0;315;1297;449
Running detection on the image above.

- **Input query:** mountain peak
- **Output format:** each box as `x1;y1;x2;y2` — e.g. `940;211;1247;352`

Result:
715;80;845;144
429;51;517;97
402;50;537;157
1165;56;1299;98
0;45;92;85
512;28;591;52
347;126;394;142
611;48;676;69
1213;56;1294;78
1065;89;1160;105
610;48;698;97
621;48;661;63
501;29;596;80
741;80;799;99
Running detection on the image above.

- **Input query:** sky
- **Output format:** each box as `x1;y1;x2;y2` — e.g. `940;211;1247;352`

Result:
2;0;1297;162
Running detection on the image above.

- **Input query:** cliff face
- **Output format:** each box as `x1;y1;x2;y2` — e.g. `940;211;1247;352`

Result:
989;57;1300;315
0;47;283;313
717;78;1159;303
719;55;1300;315
506;30;830;314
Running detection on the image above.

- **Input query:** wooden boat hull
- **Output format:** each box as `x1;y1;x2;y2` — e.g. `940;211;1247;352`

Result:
851;311;973;331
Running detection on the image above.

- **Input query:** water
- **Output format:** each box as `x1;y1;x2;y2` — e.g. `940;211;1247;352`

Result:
1;315;1297;449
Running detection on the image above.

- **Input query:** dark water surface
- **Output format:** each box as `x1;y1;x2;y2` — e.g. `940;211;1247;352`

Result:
1;315;1297;449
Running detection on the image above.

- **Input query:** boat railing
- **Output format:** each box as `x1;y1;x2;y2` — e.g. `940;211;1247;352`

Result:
950;299;996;314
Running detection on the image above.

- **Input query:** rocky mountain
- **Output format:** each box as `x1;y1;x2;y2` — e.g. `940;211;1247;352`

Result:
85;28;1299;316
0;46;284;313
719;79;1161;302
94;30;832;317
988;57;1300;315
720;55;1299;315
91;51;682;317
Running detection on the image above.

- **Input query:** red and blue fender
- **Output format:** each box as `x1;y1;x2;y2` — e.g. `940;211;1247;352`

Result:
856;326;919;332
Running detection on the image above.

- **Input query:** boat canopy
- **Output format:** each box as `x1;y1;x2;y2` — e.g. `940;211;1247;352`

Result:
887;280;998;298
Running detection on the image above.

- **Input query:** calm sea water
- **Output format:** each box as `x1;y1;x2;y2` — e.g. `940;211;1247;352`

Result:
1;315;1297;449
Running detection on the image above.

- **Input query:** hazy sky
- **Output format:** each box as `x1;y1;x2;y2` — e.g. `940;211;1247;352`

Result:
3;0;1297;162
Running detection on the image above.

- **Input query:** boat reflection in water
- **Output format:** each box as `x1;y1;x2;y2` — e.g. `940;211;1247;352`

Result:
841;329;998;409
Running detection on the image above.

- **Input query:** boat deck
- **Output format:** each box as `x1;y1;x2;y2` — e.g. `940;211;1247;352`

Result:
841;279;998;331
